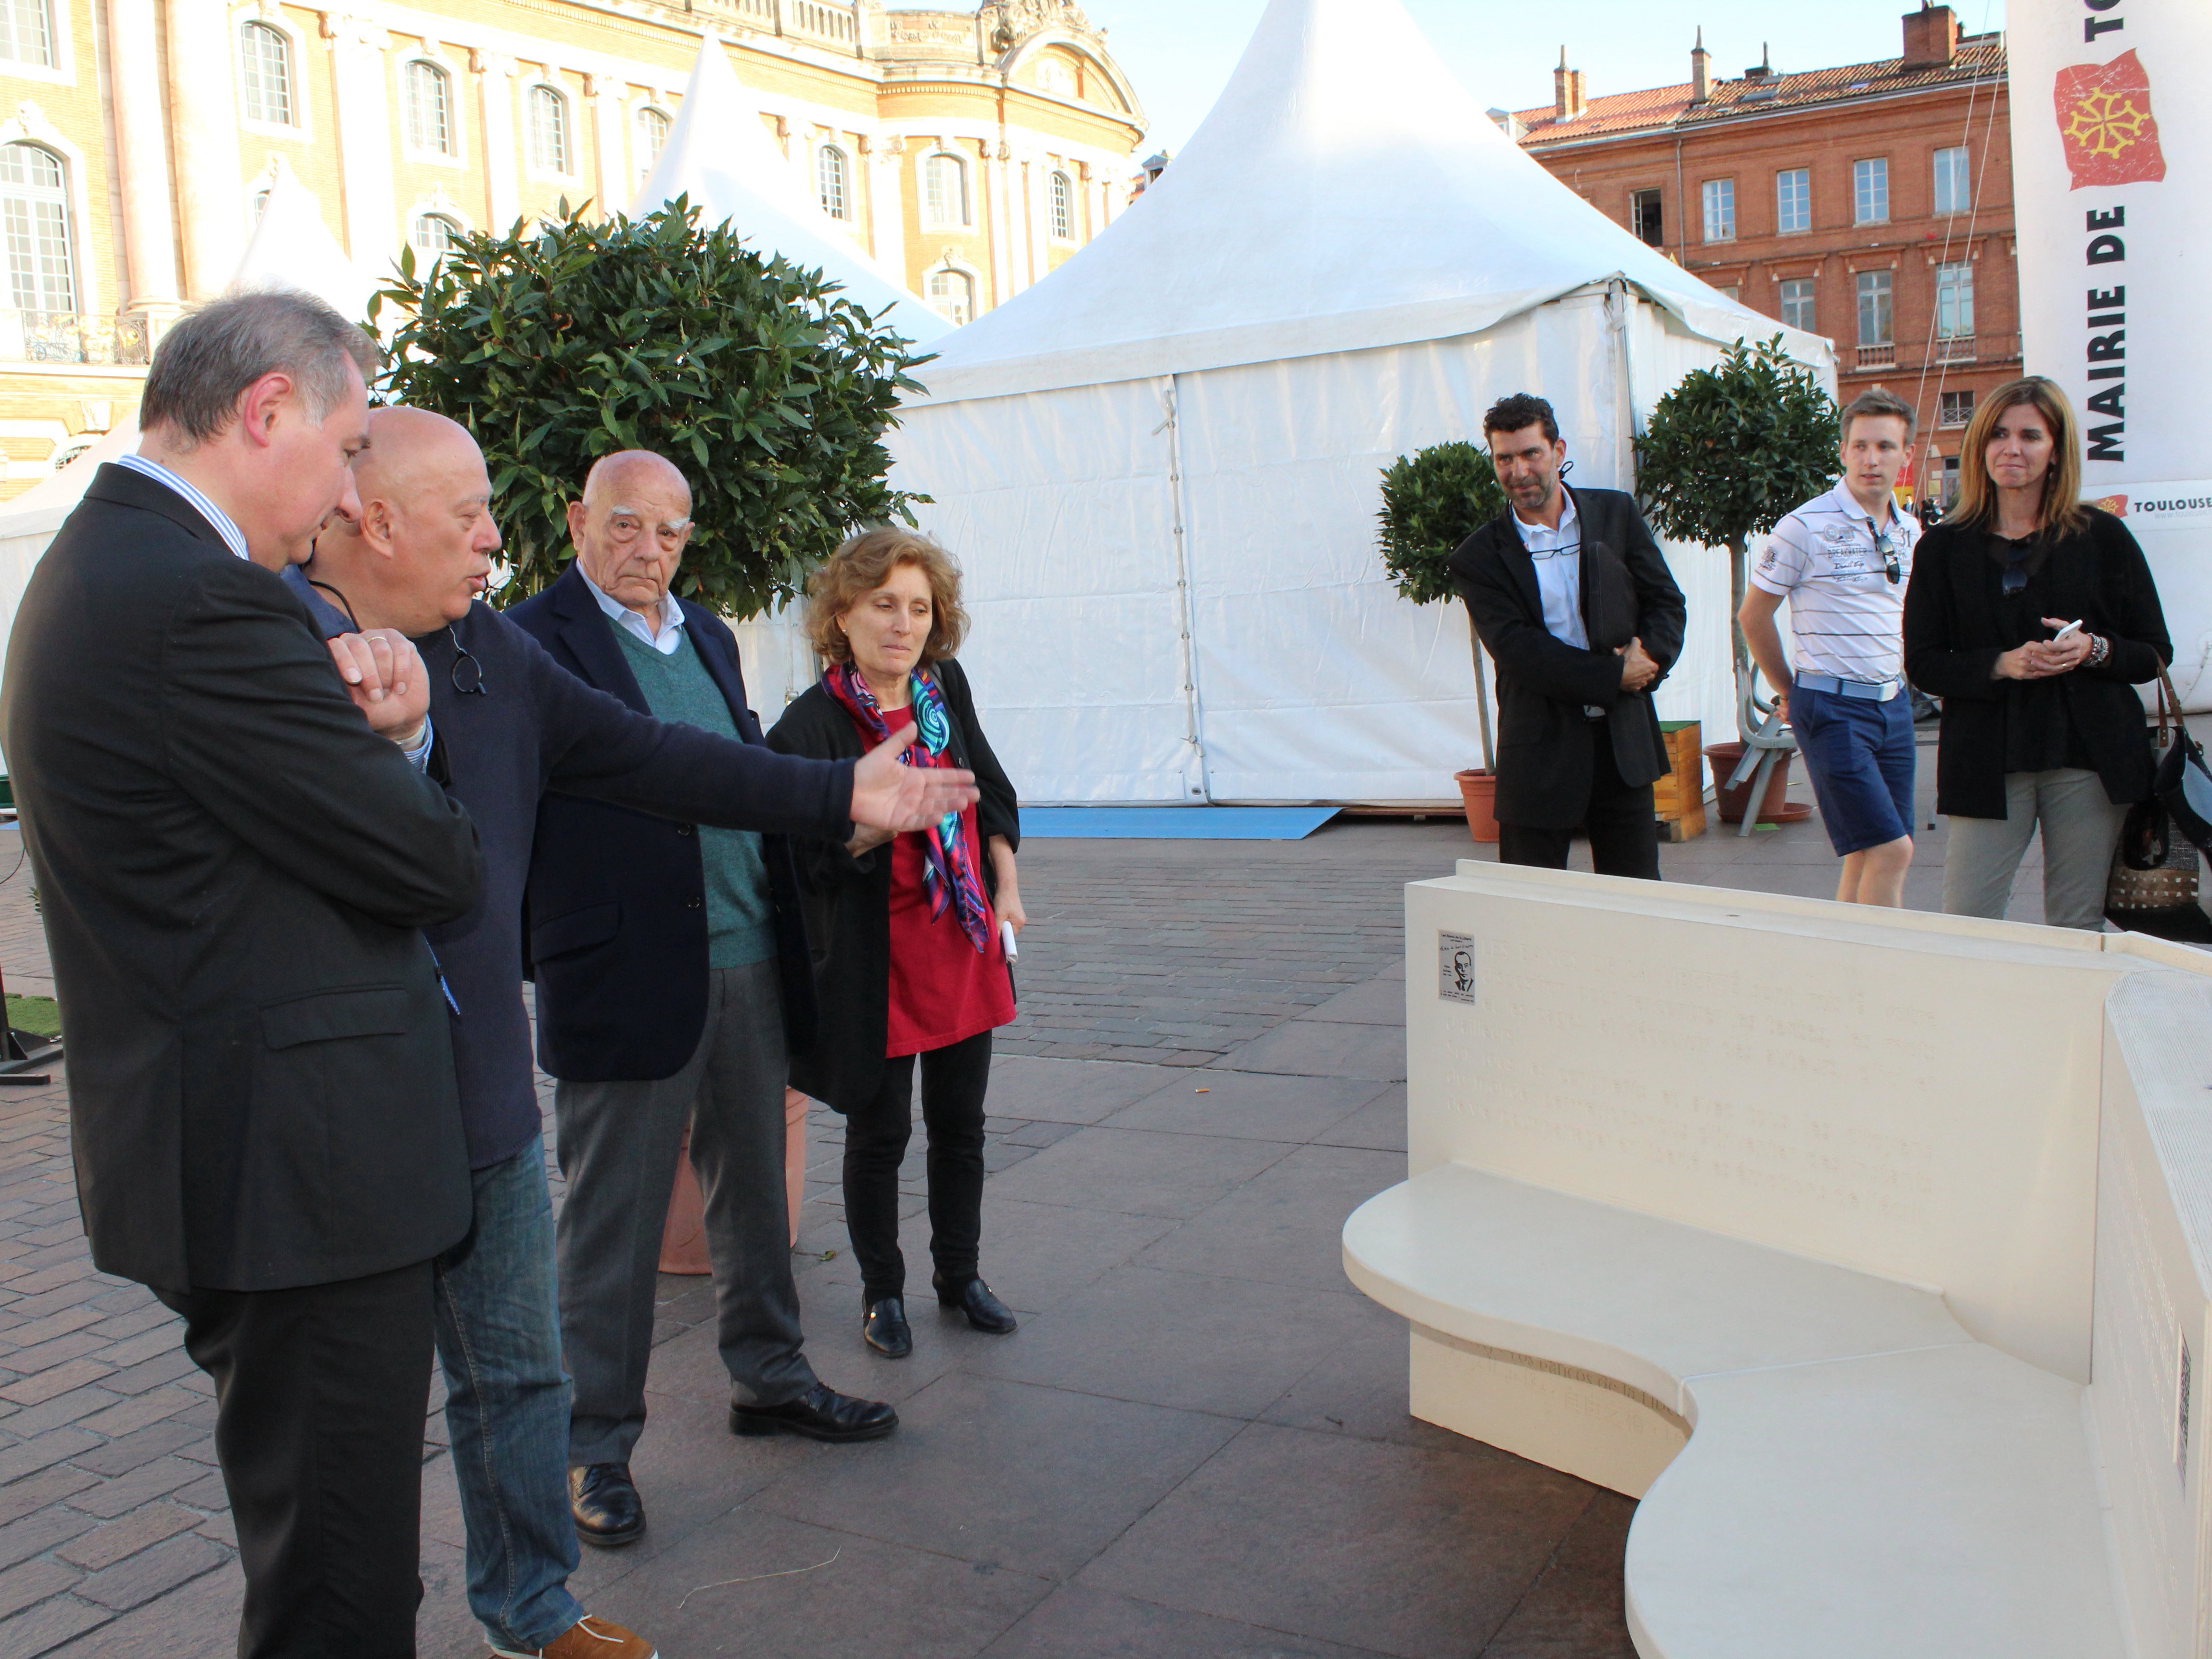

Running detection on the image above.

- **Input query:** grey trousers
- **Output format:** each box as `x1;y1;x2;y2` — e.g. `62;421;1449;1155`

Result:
555;959;816;1468
1941;768;2128;932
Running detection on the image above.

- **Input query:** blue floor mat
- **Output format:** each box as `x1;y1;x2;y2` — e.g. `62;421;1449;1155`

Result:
1020;806;1340;841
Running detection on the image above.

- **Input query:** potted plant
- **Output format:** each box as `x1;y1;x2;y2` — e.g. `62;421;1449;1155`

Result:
1633;336;1839;825
1379;440;1508;840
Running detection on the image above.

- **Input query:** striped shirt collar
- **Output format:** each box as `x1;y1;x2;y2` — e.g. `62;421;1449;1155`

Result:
113;453;251;563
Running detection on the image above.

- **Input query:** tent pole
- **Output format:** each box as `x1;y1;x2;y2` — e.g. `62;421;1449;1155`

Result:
1163;375;1212;803
1469;632;1495;773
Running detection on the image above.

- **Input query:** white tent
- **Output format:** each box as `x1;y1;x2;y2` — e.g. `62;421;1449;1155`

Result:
887;0;1834;805
633;38;949;347
0;164;376;701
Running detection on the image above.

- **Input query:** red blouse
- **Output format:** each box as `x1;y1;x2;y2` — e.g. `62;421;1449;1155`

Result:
871;705;1016;1058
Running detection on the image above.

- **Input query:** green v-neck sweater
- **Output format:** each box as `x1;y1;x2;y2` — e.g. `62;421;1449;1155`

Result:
612;625;777;969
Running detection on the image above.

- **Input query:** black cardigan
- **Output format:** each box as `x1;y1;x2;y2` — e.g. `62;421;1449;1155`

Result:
765;658;1020;1112
1902;506;2170;819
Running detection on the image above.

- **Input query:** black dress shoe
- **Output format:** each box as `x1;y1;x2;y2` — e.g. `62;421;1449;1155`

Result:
862;1294;912;1358
729;1382;898;1443
933;1272;1018;1335
569;1462;645;1548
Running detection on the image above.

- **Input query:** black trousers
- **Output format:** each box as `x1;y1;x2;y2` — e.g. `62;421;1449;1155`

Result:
843;1029;993;1301
1497;721;1662;881
156;1260;436;1659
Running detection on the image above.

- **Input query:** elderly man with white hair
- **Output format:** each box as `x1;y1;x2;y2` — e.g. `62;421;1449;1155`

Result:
291;413;967;1659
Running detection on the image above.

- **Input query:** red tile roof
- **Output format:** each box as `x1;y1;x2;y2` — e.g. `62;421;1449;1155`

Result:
1511;36;2006;146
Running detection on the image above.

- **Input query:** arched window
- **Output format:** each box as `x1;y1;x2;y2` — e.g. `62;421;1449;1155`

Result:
922;153;968;228
405;61;452;154
633;106;670;184
411;214;462;258
0;143;74;316
0;0;55;69
926;268;974;327
1049;170;1074;241
527;84;570;174
239;22;293;127
817;144;849;220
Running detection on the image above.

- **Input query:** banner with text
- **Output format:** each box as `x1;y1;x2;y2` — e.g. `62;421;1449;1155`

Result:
2013;0;2212;701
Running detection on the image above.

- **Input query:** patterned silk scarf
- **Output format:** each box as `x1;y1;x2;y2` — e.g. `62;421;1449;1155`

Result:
825;663;993;954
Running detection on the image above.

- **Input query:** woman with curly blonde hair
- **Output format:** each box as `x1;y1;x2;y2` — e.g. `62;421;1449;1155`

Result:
768;528;1024;1357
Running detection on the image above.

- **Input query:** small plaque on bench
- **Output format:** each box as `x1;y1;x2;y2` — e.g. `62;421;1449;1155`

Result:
1438;932;1475;1004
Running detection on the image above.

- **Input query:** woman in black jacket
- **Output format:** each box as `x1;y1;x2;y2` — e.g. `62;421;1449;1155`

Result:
767;529;1024;1358
1903;376;2171;928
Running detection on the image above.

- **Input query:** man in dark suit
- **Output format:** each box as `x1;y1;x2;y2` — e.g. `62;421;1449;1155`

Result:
1447;392;1687;879
0;293;484;1656
511;455;894;1551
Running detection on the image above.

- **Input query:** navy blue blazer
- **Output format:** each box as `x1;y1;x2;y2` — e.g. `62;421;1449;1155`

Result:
511;563;823;1081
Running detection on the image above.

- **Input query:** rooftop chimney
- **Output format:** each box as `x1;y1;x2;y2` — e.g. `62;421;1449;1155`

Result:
1553;48;1587;121
1902;3;1960;68
1743;42;1773;79
1691;27;1711;102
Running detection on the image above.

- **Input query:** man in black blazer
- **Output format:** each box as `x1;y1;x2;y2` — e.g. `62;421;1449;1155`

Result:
511;454;894;1551
1448;393;1687;879
0;294;483;1656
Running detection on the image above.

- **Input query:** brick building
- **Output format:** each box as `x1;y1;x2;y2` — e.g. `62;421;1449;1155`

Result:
1505;4;2011;512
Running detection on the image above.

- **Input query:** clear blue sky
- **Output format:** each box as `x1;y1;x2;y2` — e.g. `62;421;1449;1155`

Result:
1088;0;2011;155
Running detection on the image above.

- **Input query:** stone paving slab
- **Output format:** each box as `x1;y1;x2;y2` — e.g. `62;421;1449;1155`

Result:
0;790;2096;1656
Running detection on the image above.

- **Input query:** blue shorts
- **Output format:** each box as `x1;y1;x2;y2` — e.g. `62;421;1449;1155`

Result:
1792;682;1916;856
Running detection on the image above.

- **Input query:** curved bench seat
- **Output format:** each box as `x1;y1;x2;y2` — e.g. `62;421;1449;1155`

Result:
1344;1163;2127;1659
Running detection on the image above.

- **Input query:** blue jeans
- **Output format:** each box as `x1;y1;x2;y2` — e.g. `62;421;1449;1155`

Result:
435;1148;584;1652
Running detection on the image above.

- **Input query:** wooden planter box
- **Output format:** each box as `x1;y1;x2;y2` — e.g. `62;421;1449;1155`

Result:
1653;721;1705;843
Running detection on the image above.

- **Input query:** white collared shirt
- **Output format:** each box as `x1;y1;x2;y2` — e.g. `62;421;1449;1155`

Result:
1752;484;1920;684
1511;492;1588;651
584;571;684;656
115;452;250;562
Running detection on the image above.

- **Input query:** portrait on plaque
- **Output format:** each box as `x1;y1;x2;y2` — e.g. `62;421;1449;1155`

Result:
1438;932;1475;1004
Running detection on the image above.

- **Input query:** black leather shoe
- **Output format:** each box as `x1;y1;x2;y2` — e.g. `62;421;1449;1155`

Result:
569;1462;645;1548
933;1272;1018;1335
729;1382;898;1443
862;1295;912;1358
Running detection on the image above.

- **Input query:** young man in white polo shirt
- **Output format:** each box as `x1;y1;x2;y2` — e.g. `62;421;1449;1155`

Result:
1739;388;1922;906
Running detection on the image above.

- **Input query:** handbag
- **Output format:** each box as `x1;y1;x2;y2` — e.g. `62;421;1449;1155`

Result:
2108;669;2212;941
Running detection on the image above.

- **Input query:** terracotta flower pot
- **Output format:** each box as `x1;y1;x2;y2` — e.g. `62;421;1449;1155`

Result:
1702;741;1807;826
1455;768;1500;843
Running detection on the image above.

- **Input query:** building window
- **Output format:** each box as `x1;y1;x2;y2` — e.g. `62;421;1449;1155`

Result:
922;153;969;228
1775;167;1809;234
1779;277;1815;332
239;22;293;127
1855;270;1892;345
1939;389;1974;428
927;268;974;326
528;84;570;175
1853;157;1889;225
1933;145;1970;216
0;143;73;316
634;107;670;185
1629;188;1662;248
410;213;462;259
1935;260;1974;339
1701;178;1734;243
0;0;54;69
817;145;848;220
405;61;452;155
1049;170;1074;241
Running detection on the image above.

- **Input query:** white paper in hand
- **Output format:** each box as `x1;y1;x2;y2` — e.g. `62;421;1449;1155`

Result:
1000;919;1019;963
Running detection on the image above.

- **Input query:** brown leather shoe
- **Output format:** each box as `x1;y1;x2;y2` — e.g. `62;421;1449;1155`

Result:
490;1614;658;1659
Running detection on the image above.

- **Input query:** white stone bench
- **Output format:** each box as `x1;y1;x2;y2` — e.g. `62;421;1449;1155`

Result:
1345;1163;2124;1659
1345;864;2212;1659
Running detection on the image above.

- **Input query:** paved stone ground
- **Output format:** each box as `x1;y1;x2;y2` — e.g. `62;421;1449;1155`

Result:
0;742;2091;1657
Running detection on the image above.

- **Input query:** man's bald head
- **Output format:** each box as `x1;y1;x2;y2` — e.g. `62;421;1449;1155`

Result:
567;450;695;621
312;404;499;635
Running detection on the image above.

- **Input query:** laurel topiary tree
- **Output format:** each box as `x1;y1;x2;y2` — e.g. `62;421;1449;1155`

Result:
1378;439;1509;770
369;197;933;617
1632;334;1839;739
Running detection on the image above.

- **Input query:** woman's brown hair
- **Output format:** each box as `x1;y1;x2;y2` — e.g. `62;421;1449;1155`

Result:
1949;376;2089;539
804;528;970;667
